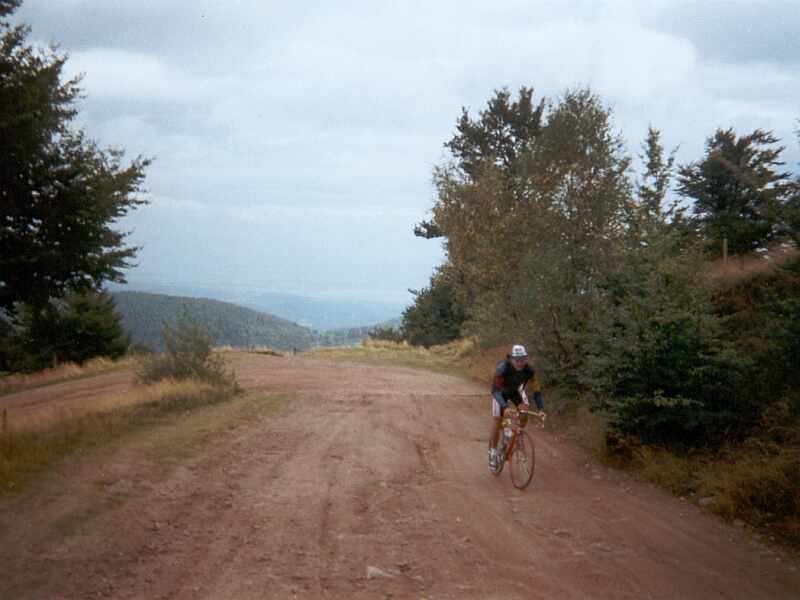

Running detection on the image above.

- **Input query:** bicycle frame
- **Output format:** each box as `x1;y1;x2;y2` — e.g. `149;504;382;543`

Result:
494;407;544;487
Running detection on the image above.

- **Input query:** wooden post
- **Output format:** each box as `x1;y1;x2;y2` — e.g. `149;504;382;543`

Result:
2;409;6;435
722;238;728;262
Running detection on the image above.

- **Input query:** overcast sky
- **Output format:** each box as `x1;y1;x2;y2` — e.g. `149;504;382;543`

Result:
13;0;800;307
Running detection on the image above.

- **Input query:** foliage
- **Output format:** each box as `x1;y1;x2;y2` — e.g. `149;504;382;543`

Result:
417;85;800;451
508;89;632;381
605;392;709;449
368;325;404;343
712;252;800;407
0;2;149;314
414;86;544;239
401;270;466;348
136;316;237;388
582;232;758;447
2;292;128;372
677;128;792;255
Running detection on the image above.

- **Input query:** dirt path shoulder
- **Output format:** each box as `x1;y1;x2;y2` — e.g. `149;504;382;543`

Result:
1;354;798;599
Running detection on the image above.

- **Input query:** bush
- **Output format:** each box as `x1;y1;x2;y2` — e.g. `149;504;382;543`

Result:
402;274;465;348
3;292;129;372
369;325;404;343
137;318;237;388
605;392;708;450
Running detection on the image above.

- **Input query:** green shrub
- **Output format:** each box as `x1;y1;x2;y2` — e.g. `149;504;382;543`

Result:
605;392;708;450
137;318;237;388
401;271;466;348
369;326;404;343
4;292;128;372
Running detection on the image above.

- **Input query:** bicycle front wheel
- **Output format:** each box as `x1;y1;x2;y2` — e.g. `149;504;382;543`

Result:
492;442;505;476
509;430;536;490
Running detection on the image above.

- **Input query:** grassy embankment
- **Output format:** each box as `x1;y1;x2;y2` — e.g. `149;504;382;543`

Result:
0;356;137;397
309;333;799;549
0;352;287;494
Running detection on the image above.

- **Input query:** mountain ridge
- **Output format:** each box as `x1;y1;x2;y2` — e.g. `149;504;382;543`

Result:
112;291;394;351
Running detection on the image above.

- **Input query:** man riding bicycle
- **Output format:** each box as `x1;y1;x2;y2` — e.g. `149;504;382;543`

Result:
489;344;544;472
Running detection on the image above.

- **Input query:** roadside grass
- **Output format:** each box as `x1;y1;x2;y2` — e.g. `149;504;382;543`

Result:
695;444;800;546
216;345;284;357
306;337;477;374
0;379;240;494
5;379;219;432
0;356;136;397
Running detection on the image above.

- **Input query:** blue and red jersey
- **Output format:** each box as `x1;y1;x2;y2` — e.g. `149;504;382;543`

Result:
491;357;543;410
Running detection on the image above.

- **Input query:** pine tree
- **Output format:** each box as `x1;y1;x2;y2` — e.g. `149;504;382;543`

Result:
8;291;128;370
0;1;150;314
677;128;791;255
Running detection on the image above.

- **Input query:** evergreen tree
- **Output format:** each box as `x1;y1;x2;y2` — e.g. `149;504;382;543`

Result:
401;271;465;348
631;126;679;239
8;291;128;370
0;1;150;314
677;128;791;255
414;86;544;239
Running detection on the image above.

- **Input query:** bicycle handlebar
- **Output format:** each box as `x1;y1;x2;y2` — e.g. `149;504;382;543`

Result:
515;408;546;420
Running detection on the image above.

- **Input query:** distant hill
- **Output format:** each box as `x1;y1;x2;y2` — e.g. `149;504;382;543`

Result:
111;292;392;351
109;282;404;331
241;293;402;330
113;292;316;351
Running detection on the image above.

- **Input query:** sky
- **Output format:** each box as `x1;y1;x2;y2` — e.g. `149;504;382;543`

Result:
12;0;800;308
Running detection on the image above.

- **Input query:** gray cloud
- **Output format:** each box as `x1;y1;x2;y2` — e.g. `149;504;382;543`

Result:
648;0;800;65
11;1;800;305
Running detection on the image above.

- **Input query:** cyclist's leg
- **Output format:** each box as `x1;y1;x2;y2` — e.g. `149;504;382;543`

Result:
489;396;503;449
488;397;504;471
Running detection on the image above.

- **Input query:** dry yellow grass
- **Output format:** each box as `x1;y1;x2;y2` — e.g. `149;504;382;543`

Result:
307;337;478;374
5;379;217;433
705;244;799;286
0;356;136;396
1;379;239;493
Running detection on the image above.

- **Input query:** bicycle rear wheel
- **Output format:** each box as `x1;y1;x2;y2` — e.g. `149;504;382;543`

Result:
509;430;535;489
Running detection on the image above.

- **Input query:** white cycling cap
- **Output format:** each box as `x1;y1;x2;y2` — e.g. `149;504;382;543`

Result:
510;344;528;358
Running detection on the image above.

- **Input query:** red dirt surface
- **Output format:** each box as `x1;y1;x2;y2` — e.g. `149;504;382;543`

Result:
1;353;798;599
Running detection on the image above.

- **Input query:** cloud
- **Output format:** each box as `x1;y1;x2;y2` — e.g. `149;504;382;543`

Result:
12;1;800;302
648;0;800;65
64;47;228;102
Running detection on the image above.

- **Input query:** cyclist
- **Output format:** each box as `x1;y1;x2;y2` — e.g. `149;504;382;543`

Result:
488;344;544;472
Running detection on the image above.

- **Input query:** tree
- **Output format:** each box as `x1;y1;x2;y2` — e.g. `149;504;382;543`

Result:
512;89;632;381
0;1;150;314
6;291;128;371
414;86;544;239
630;126;680;238
677;128;791;255
401;270;465;348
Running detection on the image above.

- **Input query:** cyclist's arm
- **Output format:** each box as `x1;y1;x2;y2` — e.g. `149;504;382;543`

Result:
524;371;544;411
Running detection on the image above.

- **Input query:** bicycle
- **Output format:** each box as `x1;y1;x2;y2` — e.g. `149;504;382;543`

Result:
491;406;545;490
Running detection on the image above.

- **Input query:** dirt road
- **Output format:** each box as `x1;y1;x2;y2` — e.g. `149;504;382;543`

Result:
1;354;798;599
